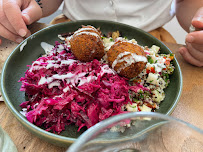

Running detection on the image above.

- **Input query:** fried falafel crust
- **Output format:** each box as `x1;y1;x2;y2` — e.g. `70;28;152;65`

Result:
70;26;105;62
107;41;147;79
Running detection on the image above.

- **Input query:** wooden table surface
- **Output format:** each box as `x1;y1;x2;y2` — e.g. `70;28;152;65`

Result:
0;23;203;152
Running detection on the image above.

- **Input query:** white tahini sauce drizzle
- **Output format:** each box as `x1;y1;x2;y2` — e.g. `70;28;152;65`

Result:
38;77;53;85
112;52;131;69
146;56;166;73
52;73;75;80
63;86;70;92
61;59;76;65
48;81;60;89
41;42;54;54
74;27;98;34
74;31;100;38
38;73;75;86
150;63;166;73
58;34;66;40
29;59;77;72
20;40;27;52
100;64;115;76
112;51;147;73
20;108;27;116
131;53;147;63
46;63;60;69
29;61;43;72
78;75;97;86
56;44;65;53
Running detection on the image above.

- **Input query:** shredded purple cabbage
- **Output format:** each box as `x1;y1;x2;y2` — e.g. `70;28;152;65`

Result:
19;42;132;134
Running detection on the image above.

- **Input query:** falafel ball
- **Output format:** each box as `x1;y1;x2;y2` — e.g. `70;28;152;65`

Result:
70;26;105;62
107;41;147;79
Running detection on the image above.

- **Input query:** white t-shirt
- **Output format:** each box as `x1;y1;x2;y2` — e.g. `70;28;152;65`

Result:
63;0;175;32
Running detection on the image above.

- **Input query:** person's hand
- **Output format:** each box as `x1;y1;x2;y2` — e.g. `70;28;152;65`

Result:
0;0;42;44
179;7;203;67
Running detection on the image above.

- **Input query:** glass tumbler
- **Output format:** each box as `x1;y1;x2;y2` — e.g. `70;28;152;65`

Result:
67;112;203;152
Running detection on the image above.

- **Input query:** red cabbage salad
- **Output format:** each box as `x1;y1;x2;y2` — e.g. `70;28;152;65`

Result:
19;33;174;134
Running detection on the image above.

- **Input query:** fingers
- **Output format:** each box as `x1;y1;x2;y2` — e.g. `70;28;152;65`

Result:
0;0;35;44
184;25;203;67
185;42;203;61
22;0;42;25
0;19;18;35
179;47;203;67
192;7;203;29
186;41;203;53
3;0;28;37
0;23;24;43
25;30;31;38
186;31;203;44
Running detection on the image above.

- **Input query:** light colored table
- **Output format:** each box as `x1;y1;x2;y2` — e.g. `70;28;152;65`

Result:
0;23;203;152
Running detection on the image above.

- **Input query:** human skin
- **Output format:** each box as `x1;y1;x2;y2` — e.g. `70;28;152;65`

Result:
176;0;203;67
0;0;63;43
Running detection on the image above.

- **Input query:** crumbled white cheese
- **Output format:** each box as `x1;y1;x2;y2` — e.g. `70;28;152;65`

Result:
126;103;138;112
152;90;165;103
141;104;152;112
150;45;160;54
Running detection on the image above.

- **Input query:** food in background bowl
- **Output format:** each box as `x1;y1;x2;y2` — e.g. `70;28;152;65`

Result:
19;25;175;134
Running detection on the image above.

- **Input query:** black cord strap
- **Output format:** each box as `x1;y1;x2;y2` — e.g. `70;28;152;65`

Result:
35;0;42;8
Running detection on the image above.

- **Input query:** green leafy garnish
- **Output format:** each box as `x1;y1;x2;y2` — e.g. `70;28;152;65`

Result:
147;56;154;64
133;98;139;102
130;105;137;108
162;72;169;83
140;94;144;99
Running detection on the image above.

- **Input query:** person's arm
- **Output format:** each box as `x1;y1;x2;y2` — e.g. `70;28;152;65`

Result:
22;0;63;25
176;0;203;32
176;0;203;67
36;0;63;17
0;0;63;44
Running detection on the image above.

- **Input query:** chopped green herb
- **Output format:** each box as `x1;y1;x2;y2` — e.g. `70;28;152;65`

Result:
140;94;144;99
130;105;137;108
147;56;154;64
163;73;169;79
155;60;158;63
109;38;113;41
139;89;143;93
133;98;139;102
168;66;174;73
162;72;169;83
